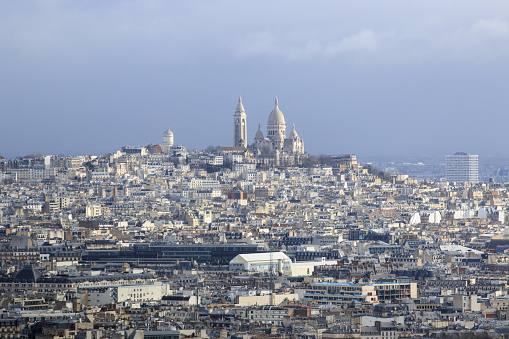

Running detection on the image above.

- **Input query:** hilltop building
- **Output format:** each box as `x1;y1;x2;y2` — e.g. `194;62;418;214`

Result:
163;129;174;153
233;97;247;148
233;97;305;167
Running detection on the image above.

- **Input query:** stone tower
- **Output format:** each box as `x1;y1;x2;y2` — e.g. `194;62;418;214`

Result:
233;96;247;148
163;128;174;153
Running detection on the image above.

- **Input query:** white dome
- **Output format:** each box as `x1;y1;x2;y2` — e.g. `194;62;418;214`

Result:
267;97;285;126
163;128;174;152
255;124;264;141
235;96;245;113
289;124;298;139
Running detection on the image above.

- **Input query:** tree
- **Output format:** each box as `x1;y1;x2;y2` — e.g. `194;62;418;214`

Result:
22;153;44;159
204;164;222;173
383;172;393;182
83;162;95;171
318;155;334;166
364;164;380;176
363;164;393;183
301;155;319;167
204;146;218;153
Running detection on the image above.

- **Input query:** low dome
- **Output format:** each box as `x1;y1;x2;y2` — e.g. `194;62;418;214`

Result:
164;129;173;136
255;124;264;141
267;97;285;127
289;124;299;139
13;264;42;283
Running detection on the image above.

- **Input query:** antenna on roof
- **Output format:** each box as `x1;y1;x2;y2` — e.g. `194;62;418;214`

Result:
195;266;200;321
270;249;274;306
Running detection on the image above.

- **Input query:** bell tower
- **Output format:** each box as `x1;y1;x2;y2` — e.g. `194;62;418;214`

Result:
233;96;247;148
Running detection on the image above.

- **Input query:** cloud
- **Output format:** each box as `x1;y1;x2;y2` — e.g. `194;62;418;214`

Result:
471;18;509;40
235;29;391;60
234;16;509;63
326;29;382;55
426;18;509;60
2;2;508;65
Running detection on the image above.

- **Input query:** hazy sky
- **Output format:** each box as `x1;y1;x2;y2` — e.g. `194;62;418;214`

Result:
1;1;508;159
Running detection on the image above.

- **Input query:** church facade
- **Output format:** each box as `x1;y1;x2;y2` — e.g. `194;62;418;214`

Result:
233;97;305;167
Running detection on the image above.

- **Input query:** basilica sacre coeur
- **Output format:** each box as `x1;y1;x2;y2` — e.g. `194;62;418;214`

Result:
231;97;306;167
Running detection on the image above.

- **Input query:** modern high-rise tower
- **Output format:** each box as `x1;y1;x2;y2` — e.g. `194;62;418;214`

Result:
446;152;479;183
233;97;247;148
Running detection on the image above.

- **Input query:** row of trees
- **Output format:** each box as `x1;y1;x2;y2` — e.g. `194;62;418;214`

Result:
364;163;393;182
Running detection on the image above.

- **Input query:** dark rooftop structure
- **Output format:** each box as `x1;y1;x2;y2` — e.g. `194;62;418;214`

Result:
13;264;42;283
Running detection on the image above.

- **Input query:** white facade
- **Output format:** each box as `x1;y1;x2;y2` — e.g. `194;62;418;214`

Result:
230;97;305;166
250;98;305;164
248;307;287;325
117;283;169;303
236;293;299;307
453;294;481;312
233;163;256;173
12;167;55;182
233;97;247;148
163;129;174;153
446;152;478;183
209;155;223;166
229;252;292;275
85;282;170;306
267;97;286;150
189;178;221;189
291;259;339;277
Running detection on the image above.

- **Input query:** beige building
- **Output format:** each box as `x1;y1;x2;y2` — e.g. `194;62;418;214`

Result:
236;293;299;307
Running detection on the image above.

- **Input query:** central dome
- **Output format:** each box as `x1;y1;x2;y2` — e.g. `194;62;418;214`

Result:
267;97;285;126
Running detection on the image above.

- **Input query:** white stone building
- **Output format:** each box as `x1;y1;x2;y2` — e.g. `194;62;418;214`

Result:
229;252;292;275
163;129;174;153
233;97;247;148
231;97;305;166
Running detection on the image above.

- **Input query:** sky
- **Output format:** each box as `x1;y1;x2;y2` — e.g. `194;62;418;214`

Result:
1;1;508;159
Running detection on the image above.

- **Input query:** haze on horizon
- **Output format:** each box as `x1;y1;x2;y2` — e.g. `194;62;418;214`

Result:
1;1;508;159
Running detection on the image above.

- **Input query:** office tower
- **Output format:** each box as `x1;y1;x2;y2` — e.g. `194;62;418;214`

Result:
446;152;479;183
